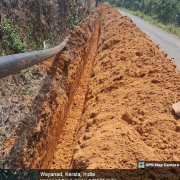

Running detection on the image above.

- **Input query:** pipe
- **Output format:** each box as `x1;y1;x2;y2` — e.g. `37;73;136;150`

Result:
0;37;68;79
96;0;98;7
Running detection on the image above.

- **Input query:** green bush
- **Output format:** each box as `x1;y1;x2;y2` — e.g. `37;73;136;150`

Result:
109;0;180;26
0;16;27;54
116;6;180;37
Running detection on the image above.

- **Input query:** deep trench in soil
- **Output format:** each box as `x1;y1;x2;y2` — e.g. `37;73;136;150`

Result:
8;3;180;170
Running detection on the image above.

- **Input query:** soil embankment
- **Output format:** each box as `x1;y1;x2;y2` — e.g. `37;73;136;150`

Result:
51;3;180;169
5;3;180;170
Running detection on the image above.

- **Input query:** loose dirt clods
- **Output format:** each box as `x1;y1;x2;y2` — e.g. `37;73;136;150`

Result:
67;3;180;169
2;3;180;170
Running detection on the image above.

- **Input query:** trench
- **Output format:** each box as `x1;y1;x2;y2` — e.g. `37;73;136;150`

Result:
50;10;101;169
11;6;103;169
8;3;180;170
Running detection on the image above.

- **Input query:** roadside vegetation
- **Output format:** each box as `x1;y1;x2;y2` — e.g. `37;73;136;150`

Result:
107;0;180;37
0;0;94;56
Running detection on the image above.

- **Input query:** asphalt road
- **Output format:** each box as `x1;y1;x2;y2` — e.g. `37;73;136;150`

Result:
118;10;180;70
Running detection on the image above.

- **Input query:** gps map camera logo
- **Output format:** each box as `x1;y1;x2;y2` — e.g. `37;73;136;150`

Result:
138;162;145;168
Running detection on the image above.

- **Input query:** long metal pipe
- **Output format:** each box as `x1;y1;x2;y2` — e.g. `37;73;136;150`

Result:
0;37;68;79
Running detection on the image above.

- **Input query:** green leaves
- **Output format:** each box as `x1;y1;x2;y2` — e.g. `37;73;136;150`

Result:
20;68;36;80
3;130;7;133
19;84;34;95
110;0;180;26
4;81;10;85
0;16;27;54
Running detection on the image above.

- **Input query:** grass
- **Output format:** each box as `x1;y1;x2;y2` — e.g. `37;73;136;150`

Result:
20;68;36;80
116;7;180;38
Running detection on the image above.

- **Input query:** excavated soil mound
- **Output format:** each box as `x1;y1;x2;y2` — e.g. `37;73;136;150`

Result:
51;3;180;169
7;3;180;172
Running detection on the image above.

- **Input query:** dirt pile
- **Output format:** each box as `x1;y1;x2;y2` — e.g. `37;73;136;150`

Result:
70;4;180;169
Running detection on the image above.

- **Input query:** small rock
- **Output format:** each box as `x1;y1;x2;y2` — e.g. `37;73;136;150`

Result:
143;133;148;137
172;102;180;117
151;79;160;83
135;52;143;56
122;112;132;124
